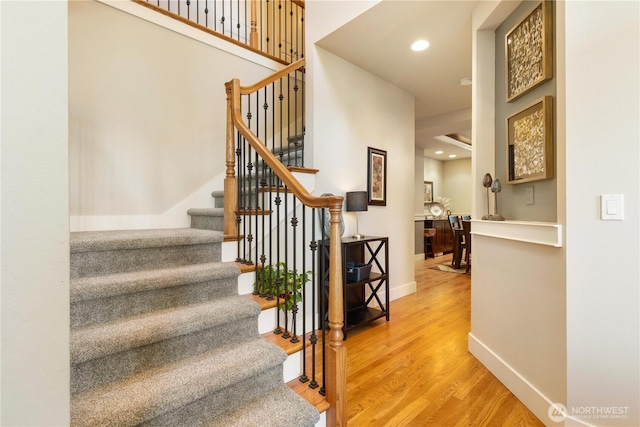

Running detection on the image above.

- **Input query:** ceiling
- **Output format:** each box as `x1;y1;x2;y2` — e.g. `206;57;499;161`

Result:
315;0;479;161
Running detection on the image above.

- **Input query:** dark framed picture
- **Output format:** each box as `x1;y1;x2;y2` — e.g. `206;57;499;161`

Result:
367;147;387;206
507;96;554;183
505;0;553;102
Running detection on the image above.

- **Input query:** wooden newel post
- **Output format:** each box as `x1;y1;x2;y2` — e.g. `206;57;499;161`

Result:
250;0;259;49
325;203;347;427
224;81;238;239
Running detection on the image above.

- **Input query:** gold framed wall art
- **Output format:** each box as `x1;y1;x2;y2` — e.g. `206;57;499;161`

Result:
505;1;553;102
507;96;553;184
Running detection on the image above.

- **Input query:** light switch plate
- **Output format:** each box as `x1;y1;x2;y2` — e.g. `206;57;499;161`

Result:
601;194;624;220
525;186;534;205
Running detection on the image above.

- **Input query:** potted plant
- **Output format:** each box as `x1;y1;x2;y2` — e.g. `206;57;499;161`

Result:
253;262;311;313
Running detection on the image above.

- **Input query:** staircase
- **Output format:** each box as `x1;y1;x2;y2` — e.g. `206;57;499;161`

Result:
70;217;320;425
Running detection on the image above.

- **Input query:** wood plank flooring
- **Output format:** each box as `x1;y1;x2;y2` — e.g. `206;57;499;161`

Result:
344;254;544;426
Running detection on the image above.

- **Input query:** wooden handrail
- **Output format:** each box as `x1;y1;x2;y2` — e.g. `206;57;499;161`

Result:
225;61;346;426
227;74;341;211
238;59;306;95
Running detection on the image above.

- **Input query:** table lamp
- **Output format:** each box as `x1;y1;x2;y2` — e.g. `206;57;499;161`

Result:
346;191;368;239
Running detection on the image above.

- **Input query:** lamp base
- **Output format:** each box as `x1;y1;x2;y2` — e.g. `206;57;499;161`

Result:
352;233;365;239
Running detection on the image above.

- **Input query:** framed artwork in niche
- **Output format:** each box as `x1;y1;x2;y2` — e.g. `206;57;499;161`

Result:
507;96;554;184
423;181;433;203
367;147;387;206
505;0;553;102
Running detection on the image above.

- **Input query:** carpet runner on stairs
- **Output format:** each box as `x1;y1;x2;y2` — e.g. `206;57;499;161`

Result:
70;227;319;426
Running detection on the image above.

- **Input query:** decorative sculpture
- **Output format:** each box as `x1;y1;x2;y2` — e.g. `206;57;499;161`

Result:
482;173;493;220
490;179;505;221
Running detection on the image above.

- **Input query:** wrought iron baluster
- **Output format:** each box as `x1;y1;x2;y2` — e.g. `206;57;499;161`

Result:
235;136;242;263
280;185;290;339
278;0;283;60
253;91;260;272
274;186;283;334
245;95;254;265
265;0;271;55
221;0;226;36
300;9;304;59
320;208;327;396
293;69;299;166
306;209;318;388
278;78;284;166
289;195;299;344
301;65;305;166
204;0;208;28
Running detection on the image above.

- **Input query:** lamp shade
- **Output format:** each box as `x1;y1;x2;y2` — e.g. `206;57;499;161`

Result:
346;191;368;212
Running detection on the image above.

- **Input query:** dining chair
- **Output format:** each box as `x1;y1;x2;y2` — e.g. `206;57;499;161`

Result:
462;220;471;273
448;215;461;231
424;228;436;259
462;215;471;221
448;215;465;268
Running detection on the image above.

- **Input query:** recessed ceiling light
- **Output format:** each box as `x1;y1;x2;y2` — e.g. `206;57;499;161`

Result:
435;150;443;155
448;154;457;158
411;39;430;52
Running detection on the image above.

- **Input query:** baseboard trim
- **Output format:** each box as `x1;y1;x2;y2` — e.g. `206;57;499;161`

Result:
390;281;416;301
468;333;564;427
414;253;425;262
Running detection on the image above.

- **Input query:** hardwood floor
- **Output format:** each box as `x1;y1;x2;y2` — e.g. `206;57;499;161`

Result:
344;254;544;426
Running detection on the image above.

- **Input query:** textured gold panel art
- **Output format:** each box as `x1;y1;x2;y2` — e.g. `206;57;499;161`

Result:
513;110;545;177
505;1;553;102
507;96;554;184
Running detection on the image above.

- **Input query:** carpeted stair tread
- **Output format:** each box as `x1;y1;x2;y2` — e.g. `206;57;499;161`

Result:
71;296;260;364
207;383;320;427
71;262;240;303
187;207;224;217
71;338;287;427
188;208;225;231
71;228;223;253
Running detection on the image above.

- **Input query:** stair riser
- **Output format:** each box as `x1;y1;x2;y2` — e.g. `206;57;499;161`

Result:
71;316;259;395
138;365;283;427
72;277;238;328
190;215;224;232
71;243;221;278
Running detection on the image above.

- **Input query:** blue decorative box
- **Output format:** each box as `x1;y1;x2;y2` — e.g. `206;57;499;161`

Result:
346;262;371;282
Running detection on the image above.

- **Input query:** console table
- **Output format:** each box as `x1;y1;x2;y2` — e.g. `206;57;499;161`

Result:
318;236;389;339
424;219;454;254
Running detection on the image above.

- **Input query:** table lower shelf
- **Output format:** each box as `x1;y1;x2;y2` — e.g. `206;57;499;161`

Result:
346;306;388;330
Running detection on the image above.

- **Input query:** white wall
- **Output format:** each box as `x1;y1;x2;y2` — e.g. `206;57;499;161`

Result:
423;157;471;215
310;47;416;300
423;157;444;202
1;1;70;424
469;1;567;423
304;0;380;168
564;2;639;425
69;0;279;231
471;1;640;426
305;0;416;300
442;158;472;215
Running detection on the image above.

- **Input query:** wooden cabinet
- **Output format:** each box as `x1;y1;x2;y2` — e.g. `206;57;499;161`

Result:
425;219;454;254
319;236;389;339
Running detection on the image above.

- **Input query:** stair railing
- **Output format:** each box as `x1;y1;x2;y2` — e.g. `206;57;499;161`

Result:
225;59;347;426
133;0;304;65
